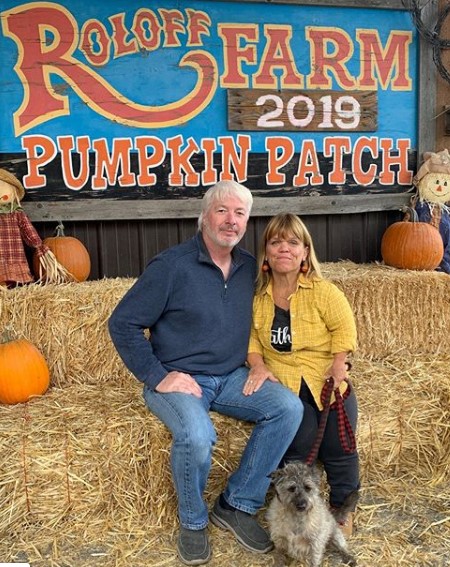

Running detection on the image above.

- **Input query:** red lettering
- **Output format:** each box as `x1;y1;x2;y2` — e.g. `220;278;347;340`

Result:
109;13;138;58
186;9;211;46
219;135;250;182
59;136;91;190
253;26;303;88
159;9;185;47
219;24;258;88
357;30;412;90
167;136;200;186
80;19;111;66
306;27;355;89
91;138;135;190
132;9;161;51
3;5;218;135
266;137;295;185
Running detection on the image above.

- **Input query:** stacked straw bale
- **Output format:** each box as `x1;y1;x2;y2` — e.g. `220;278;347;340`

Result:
0;278;136;388
322;261;450;358
1;262;449;566
1;263;450;387
0;383;251;536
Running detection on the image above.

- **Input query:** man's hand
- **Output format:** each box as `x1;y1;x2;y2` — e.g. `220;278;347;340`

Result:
155;371;202;397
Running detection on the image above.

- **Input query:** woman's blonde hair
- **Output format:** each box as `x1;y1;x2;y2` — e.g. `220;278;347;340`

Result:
255;213;322;294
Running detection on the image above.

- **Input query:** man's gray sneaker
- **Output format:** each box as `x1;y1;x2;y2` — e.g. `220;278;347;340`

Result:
210;497;273;553
177;526;211;565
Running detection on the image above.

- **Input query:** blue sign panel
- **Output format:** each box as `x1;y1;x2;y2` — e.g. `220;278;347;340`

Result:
0;0;418;201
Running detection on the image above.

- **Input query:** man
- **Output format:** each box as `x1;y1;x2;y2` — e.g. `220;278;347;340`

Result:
108;180;303;565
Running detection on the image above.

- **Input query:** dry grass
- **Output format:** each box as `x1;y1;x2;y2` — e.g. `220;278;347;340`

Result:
1;264;449;566
322;261;450;359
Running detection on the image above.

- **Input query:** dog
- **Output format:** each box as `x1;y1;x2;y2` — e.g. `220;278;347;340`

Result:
266;462;358;567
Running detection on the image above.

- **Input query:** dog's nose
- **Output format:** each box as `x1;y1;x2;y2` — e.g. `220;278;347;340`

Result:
295;499;307;511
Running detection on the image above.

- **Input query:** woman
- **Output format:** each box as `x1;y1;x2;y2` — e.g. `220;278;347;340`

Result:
245;213;359;535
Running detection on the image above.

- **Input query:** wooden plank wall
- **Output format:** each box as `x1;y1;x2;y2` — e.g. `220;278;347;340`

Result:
32;210;402;280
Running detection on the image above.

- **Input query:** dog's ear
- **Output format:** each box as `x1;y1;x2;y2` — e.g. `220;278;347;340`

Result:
306;463;321;484
268;469;283;484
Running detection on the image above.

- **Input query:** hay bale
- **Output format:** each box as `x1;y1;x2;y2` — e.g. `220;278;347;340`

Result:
1;263;449;566
0;382;251;537
1;355;448;540
0;278;135;388
322;261;450;359
354;355;450;484
2;263;450;391
0;262;450;387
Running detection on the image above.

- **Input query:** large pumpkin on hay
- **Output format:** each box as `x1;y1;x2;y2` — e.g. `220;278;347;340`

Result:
0;335;50;404
381;207;444;271
33;222;91;282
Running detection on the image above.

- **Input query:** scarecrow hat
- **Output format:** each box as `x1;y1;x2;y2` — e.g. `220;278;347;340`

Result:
413;149;450;186
0;168;25;201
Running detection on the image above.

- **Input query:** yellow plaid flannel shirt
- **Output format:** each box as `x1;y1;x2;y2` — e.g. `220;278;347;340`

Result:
248;276;357;410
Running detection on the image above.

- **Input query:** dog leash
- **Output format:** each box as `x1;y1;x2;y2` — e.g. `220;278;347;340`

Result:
305;365;356;466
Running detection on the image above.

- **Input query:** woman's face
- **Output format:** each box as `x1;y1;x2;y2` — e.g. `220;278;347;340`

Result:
265;232;309;275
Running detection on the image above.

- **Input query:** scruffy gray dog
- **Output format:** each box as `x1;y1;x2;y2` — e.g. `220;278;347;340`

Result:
267;462;358;567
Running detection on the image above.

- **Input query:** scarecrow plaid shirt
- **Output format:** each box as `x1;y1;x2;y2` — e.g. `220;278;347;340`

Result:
0;210;48;283
248;276;357;410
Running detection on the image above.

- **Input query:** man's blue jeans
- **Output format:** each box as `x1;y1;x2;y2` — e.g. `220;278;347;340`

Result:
143;366;303;530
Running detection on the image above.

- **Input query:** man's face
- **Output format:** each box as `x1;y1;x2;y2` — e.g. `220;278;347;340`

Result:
202;195;249;249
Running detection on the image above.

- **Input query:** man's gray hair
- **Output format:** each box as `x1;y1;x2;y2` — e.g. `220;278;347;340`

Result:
198;180;253;231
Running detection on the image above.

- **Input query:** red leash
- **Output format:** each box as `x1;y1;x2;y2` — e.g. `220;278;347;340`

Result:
305;370;356;466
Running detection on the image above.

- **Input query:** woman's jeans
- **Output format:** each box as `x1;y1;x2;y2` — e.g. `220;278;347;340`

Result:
283;379;360;509
143;366;303;530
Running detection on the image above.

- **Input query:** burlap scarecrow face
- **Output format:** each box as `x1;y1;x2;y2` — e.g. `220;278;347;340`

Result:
0;179;16;204
0;168;25;204
414;149;450;205
418;172;450;204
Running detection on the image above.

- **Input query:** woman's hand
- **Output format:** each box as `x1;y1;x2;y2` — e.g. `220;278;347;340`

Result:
325;353;350;388
243;363;278;396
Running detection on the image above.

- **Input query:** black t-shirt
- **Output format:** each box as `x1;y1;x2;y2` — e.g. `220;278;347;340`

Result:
271;305;292;352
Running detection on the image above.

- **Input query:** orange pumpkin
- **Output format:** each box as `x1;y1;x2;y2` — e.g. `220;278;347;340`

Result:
0;336;50;404
33;222;91;282
381;207;444;271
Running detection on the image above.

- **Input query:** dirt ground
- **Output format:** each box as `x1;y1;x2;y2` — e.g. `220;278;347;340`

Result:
3;478;449;567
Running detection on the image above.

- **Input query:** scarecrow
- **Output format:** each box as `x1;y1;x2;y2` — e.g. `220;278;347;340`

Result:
0;168;70;286
410;149;450;274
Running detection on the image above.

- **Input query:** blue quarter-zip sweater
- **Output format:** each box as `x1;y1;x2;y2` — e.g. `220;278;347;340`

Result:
108;233;256;390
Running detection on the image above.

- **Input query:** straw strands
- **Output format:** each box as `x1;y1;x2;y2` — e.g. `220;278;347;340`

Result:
1;263;450;386
1;354;448;566
322;261;450;359
0;263;449;566
0;278;136;388
0;382;250;535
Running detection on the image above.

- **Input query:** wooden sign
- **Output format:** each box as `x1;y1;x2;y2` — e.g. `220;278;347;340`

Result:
228;89;377;132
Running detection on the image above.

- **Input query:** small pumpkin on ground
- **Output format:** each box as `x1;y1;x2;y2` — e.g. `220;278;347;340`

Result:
381;206;444;271
33;222;91;282
0;332;50;404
